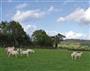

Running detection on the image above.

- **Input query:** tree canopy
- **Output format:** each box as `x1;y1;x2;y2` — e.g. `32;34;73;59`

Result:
0;21;31;47
32;29;53;47
51;33;65;48
0;21;65;48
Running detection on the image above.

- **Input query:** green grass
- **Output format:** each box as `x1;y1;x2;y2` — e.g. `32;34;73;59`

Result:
0;48;90;71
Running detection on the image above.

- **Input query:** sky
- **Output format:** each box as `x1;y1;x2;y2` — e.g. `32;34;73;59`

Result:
0;0;90;40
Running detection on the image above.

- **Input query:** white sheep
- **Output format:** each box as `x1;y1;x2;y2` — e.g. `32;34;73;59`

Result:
5;46;15;55
27;49;35;53
8;49;19;57
71;51;83;60
19;49;35;56
74;52;83;60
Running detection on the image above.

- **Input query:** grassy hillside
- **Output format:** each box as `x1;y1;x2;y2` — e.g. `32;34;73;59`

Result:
62;39;90;46
0;48;90;71
58;39;90;50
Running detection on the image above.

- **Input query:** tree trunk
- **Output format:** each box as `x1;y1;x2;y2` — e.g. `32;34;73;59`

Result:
55;43;57;48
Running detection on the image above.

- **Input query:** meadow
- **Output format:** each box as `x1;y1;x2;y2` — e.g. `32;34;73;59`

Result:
0;48;90;71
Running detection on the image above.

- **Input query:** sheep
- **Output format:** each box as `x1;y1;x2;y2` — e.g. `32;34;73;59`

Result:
26;49;35;53
8;49;19;57
74;52;83;60
5;46;15;55
71;51;83;60
71;51;77;60
19;49;35;56
19;49;29;56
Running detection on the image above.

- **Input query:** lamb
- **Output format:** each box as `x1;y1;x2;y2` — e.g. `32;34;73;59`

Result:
71;51;83;60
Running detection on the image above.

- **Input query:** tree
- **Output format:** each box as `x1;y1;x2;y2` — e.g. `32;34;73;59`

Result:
0;21;31;47
0;21;9;34
9;21;31;47
32;29;53;48
51;33;65;48
0;21;10;47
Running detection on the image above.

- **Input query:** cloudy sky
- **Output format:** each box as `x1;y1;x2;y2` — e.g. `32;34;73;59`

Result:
0;0;90;40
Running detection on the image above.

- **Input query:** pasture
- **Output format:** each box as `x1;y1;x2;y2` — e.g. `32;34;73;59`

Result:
0;48;90;71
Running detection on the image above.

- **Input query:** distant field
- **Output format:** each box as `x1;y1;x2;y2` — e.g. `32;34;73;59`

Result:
58;41;90;49
0;48;90;71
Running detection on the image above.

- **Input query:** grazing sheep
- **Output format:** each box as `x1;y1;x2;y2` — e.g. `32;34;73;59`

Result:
19;49;35;56
71;51;83;60
71;51;77;60
75;52;83;60
27;49;35;53
8;49;19;57
20;49;29;56
5;46;15;55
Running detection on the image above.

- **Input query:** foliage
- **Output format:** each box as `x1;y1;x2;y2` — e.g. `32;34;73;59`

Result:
0;21;31;47
0;21;66;48
51;33;65;48
32;29;53;48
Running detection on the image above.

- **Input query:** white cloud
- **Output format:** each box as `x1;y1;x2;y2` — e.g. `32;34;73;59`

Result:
16;3;28;9
12;10;45;22
62;31;90;40
57;17;65;22
57;7;90;24
23;24;38;36
63;31;83;39
48;6;54;12
46;30;58;36
87;35;90;40
12;5;59;22
82;34;90;40
24;24;37;32
20;24;90;40
82;7;90;24
46;30;90;40
48;6;59;12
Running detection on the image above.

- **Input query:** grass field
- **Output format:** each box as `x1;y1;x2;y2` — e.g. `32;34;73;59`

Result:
0;48;90;71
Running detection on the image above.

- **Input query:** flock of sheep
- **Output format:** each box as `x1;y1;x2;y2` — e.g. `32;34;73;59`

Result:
5;46;83;60
5;46;35;57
